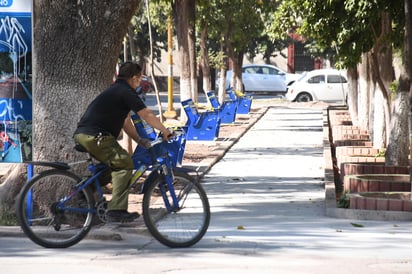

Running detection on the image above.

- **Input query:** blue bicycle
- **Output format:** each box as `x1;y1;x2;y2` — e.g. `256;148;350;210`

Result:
16;133;210;248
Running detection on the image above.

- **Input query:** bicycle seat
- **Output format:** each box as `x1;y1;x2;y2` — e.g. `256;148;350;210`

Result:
74;143;88;153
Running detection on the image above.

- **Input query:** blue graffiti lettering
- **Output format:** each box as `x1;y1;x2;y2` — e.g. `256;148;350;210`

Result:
0;0;13;8
0;98;31;121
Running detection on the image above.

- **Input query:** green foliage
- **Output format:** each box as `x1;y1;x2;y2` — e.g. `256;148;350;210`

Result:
147;0;171;34
389;80;399;100
270;0;405;69
121;1;168;64
337;191;350;208
208;50;227;70
375;148;386;158
197;0;281;64
126;0;406;71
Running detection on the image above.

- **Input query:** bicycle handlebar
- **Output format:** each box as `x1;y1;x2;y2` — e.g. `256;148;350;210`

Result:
149;129;184;148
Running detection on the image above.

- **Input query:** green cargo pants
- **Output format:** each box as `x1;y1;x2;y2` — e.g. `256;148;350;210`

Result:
73;133;134;211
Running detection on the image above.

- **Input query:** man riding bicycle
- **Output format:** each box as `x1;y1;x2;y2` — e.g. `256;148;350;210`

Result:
73;61;172;223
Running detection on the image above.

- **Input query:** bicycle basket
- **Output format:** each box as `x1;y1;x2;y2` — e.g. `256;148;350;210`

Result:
131;126;187;168
132;141;169;168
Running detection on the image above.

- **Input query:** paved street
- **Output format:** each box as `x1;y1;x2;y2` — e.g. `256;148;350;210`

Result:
1;105;412;273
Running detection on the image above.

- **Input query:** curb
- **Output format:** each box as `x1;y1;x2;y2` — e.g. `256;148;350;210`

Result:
323;107;412;221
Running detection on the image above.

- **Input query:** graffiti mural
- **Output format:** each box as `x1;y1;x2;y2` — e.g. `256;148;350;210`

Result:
0;0;32;162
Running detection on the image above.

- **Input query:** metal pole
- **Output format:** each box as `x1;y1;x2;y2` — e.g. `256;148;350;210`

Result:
163;15;177;119
26;164;33;223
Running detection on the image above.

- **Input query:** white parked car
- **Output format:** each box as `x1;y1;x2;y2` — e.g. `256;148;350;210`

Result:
217;64;300;94
285;69;348;103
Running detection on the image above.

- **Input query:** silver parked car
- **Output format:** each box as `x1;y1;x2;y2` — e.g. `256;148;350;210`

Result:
285;68;348;103
217;64;300;94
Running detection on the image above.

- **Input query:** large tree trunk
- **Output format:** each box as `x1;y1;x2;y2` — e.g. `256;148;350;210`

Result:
404;0;412;171
199;23;211;95
385;92;409;165
217;38;228;104
34;0;140;162
371;48;392;149
346;67;358;126
174;0;191;104
386;0;412;166
188;0;197;102
226;40;244;93
358;53;372;132
0;0;140;206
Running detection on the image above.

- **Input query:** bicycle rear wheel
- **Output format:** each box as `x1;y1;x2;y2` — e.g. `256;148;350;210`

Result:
142;171;210;248
16;169;95;248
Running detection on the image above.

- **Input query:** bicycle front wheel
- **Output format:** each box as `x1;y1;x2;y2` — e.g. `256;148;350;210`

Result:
142;171;210;248
16;169;95;248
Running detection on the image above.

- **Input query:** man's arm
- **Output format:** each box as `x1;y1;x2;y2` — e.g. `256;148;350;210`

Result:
137;108;172;140
122;113;142;143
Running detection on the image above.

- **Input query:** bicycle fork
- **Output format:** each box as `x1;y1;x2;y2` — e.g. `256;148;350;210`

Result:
158;163;181;212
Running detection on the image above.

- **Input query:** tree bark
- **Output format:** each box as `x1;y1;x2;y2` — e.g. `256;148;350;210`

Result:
358;53;372;132
174;0;191;103
217;38;228;104
370;44;392;148
403;0;412;194
199;23;211;95
0;0;141;206
386;0;412;166
386;92;409;165
33;0;140;162
346;67;358;126
226;40;244;93
187;0;197;101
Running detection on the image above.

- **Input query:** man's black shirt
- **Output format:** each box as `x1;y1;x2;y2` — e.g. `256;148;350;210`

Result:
74;79;146;137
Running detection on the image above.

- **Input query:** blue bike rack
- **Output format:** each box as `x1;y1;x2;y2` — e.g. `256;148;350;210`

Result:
131;113;157;140
206;91;237;124
131;113;187;168
227;88;253;114
181;98;221;141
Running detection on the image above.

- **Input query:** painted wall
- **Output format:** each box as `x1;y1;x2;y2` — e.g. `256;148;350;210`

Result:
0;0;32;162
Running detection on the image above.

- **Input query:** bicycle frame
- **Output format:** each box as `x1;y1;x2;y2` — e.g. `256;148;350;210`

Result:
56;164;107;215
56;139;182;217
18;131;209;249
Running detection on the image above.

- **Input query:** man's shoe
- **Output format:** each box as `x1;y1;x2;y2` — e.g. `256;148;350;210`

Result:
106;210;140;223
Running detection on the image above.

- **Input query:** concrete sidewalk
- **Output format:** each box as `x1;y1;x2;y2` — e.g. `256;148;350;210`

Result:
2;105;412;274
197;106;412;273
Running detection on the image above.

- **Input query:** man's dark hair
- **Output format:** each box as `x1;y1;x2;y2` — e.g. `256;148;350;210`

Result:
117;61;142;79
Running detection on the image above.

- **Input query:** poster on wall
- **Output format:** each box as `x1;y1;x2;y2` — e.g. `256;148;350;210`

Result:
0;0;32;163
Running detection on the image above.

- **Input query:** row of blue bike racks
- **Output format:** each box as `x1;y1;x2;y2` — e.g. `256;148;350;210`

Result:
181;99;221;141
206;91;237;124
133;90;238;160
181;88;253;141
226;88;253;114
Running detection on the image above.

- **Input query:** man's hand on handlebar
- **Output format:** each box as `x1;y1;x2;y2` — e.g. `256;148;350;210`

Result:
162;129;175;142
137;138;152;149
